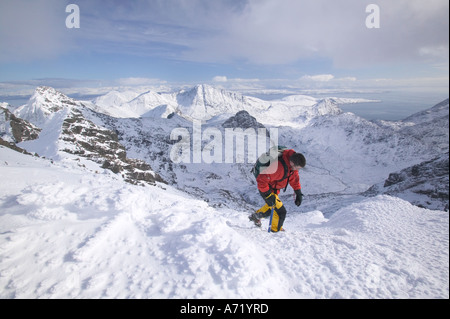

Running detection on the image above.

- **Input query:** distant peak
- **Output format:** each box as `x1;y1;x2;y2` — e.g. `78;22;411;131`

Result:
34;86;61;96
13;86;78;126
195;83;212;89
32;86;75;104
222;110;266;130
192;84;228;94
36;85;55;92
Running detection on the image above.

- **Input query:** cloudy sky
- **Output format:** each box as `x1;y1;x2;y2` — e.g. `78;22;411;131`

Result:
0;0;448;106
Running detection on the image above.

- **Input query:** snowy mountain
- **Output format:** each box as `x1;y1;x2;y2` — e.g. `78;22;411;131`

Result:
0;85;448;299
174;84;267;121
1;104;41;144
90;84;262;120
1;104;41;155
12;85;447;209
88;87;438;205
365;153;449;211
222;110;267;131
399;98;449;154
363;99;450;211
14;86;79;127
88;84;368;124
15;87;164;186
403;98;449;125
91;90;143;118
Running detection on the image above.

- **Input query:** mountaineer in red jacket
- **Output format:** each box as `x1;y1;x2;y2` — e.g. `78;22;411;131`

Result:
250;149;306;232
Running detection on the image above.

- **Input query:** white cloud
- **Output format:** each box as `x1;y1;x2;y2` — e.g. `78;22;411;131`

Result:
1;0;448;84
212;76;228;82
301;75;335;82
419;45;449;60
116;78;167;86
181;0;449;68
338;77;357;82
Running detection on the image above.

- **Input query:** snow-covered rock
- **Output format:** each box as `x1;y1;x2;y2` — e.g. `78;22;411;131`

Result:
88;84;267;121
222;110;266;130
1;105;41;143
92;90;142;117
85;84;381;127
365;153;449;211
14;86;78;127
361;99;449;210
175;84;266;121
399;98;449;153
15;87;165;186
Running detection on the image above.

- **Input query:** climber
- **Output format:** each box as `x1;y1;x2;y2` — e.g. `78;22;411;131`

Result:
249;149;305;232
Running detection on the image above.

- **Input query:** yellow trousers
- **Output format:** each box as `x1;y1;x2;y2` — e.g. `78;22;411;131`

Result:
256;194;287;232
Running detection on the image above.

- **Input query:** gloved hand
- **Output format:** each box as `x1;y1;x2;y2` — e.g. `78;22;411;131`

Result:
294;189;303;206
261;191;276;207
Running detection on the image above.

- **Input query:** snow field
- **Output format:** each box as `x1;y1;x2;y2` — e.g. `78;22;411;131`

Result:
0;146;448;298
0;147;281;298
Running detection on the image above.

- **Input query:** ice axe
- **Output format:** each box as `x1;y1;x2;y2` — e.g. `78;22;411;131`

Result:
268;205;275;233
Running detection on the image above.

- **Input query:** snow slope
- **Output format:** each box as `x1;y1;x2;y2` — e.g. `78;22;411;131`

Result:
1;146;448;299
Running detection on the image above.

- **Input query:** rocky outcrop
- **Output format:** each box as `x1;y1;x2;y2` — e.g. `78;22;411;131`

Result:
365;153;449;211
222;110;267;130
8;87;166;187
1;105;40;155
1;105;41;143
61;108;166;186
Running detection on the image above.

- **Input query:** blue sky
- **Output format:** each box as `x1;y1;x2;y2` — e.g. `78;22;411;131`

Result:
0;0;448;115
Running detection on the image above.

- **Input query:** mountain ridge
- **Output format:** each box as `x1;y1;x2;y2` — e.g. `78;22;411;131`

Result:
87;83;367;122
12;87;165;186
3;85;449;211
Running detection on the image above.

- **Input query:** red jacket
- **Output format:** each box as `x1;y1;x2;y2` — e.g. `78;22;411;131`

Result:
256;149;301;194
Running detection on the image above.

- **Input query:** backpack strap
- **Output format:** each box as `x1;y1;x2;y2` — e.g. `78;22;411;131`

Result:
275;156;289;183
270;156;290;193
